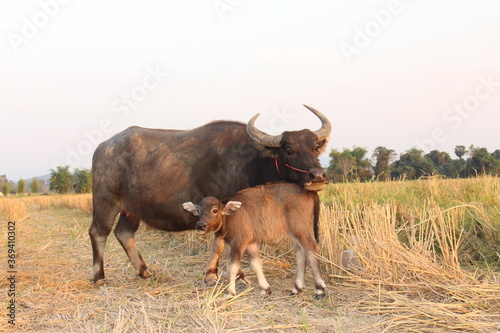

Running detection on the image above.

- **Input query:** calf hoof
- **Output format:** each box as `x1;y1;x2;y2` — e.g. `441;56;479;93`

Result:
290;286;302;296
224;291;236;298
260;287;271;296
139;269;153;279
204;272;218;285
239;277;251;286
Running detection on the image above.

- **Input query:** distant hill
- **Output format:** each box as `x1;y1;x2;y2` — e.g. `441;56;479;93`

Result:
27;174;51;184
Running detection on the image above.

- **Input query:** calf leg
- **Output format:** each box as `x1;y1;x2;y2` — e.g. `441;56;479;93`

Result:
226;245;245;297
246;242;271;295
204;235;224;284
296;234;326;299
204;236;246;284
307;249;326;299
291;238;307;295
89;202;119;283
114;213;152;279
292;234;326;299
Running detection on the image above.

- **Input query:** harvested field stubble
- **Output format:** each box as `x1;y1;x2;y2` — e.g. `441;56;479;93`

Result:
1;177;499;332
319;177;500;332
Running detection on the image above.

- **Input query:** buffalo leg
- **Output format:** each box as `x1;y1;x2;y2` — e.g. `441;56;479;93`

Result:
246;242;271;295
89;202;119;283
204;236;246;284
114;213;152;279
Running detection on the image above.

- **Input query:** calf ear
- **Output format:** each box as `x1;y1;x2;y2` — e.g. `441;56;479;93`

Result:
182;202;200;216
223;201;242;215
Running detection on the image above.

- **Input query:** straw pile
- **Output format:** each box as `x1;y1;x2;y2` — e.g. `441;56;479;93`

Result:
0;198;27;221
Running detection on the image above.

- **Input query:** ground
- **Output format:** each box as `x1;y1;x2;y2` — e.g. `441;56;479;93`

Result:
2;205;379;333
2;179;500;332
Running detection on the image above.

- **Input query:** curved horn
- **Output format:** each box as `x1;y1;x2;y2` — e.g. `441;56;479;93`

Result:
246;113;282;148
303;104;331;141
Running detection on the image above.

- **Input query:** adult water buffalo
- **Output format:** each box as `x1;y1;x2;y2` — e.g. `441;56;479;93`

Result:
89;105;331;283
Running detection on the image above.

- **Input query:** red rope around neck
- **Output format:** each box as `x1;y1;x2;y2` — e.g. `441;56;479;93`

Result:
275;158;309;180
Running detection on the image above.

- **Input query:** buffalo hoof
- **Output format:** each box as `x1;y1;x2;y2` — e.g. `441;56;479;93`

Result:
313;293;325;300
90;277;106;285
92;273;105;284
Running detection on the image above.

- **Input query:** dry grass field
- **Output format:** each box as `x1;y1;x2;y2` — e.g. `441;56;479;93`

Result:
1;178;499;332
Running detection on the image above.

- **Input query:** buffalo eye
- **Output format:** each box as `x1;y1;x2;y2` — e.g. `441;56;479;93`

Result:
285;147;294;156
314;145;321;153
212;208;218;214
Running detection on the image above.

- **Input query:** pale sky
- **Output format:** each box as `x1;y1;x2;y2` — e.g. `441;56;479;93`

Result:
1;0;500;181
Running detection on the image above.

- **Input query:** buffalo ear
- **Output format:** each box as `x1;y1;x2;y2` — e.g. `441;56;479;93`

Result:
182;202;200;216
316;137;329;154
223;201;242;215
259;146;280;158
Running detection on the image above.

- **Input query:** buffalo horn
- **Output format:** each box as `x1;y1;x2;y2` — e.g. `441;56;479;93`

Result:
246;113;282;147
302;104;332;141
246;105;331;147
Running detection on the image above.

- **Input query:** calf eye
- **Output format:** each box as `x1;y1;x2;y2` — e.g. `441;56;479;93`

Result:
314;145;321;153
212;208;218;214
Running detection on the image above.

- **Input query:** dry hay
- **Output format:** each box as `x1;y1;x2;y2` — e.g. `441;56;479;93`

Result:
2;178;500;332
20;194;93;215
0;198;27;221
319;202;500;332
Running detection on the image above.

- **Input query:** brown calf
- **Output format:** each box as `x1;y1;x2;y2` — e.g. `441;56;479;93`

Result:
183;183;326;299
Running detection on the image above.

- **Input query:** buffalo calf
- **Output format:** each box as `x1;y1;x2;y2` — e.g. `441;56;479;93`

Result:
183;183;326;299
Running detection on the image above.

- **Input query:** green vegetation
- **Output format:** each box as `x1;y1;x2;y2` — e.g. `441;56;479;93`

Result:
30;178;40;194
49;166;92;194
17;178;26;195
2;182;10;196
73;168;92;194
328;144;500;182
50;166;73;194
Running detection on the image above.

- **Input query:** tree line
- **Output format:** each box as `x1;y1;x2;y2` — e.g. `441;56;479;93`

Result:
327;145;500;182
1;167;92;196
49;166;92;194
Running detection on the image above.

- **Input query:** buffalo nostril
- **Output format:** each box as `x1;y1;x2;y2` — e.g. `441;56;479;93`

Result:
309;168;327;182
